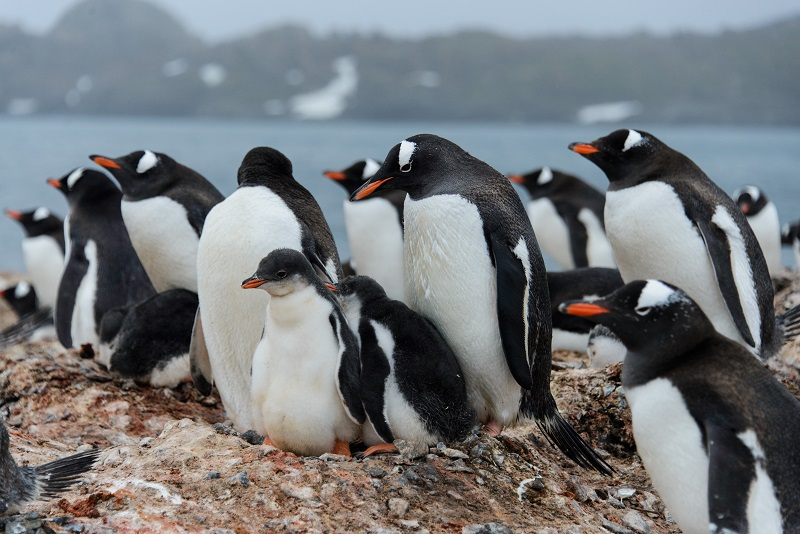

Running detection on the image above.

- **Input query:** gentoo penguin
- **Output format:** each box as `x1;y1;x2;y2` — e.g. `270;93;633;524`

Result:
0;418;100;514
336;275;476;456
782;220;800;269
194;147;342;431
546;267;623;352
585;325;627;368
90;150;224;293
5;207;65;310
352;134;611;474
0;282;56;346
732;185;783;276
509;168;615;269
570;129;783;359
48;168;156;349
98;289;197;387
241;249;363;457
324;159;406;301
561;279;800;533
0;281;38;318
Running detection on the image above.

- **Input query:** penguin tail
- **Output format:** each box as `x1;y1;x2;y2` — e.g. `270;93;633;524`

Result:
777;302;800;345
33;447;101;498
0;308;53;348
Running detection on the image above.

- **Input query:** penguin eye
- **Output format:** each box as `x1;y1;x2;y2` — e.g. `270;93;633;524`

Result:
635;306;651;316
400;162;412;173
276;270;287;279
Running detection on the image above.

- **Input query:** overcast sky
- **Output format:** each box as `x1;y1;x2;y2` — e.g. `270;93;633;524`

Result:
0;0;798;42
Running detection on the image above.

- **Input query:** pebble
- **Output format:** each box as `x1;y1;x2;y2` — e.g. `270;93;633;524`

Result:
280;482;316;501
622;511;650;534
319;452;347;462
139;437;155;447
395;439;428;460
226;471;249;487
462;523;514;534
469;443;487;458
443;447;469;460
205;471;221;480
387;497;409;518
566;477;590;502
366;466;388;478
398;520;420;529
492;453;505;466
239;429;263;445
615;488;636;499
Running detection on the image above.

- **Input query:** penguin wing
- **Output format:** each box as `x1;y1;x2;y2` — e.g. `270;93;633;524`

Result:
706;423;756;533
300;225;339;284
55;243;90;348
490;234;535;390
356;318;394;443
331;311;366;424
189;307;214;396
692;211;756;348
554;202;589;268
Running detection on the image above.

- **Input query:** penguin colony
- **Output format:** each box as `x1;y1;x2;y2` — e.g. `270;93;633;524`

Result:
3;128;800;531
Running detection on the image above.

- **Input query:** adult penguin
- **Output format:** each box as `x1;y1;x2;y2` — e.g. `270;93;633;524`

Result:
733;185;782;276
352;133;611;474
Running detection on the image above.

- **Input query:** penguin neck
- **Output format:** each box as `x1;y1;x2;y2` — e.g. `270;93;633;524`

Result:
622;333;716;389
266;284;333;327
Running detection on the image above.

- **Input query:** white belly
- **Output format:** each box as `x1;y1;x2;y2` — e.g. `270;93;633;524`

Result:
746;203;782;276
577;208;616;268
251;286;359;455
627;378;709;534
71;240;99;348
404;195;521;426
528;198;573;269
196;187;304;431
605;182;744;346
22;235;64;310
551;328;589;353
122;198;199;292
343;199;405;302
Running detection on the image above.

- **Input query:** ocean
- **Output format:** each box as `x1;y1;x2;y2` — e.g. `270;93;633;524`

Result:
1;115;799;273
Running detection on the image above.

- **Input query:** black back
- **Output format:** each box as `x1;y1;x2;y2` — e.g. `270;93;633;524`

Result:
6;208;65;252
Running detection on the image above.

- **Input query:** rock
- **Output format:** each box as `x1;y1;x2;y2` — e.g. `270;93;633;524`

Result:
366;466;388;478
462;523;514;534
239;429;263;445
387;497;409;518
601;520;634;534
205;471;221;480
139;436;155;447
280;482;316;501
442;447;469;460
394;439;428;460
621;511;650;534
226;471;248;487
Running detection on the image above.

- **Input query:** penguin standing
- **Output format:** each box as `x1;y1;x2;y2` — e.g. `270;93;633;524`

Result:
570;129;783;359
324;159;406;301
508;167;615;269
90;150;224;293
241;249;363;456
561;280;800;533
48;168;155;349
733;185;783;276
1;418;100;515
352;134;610;474
194;147;342;431
336;275;476;456
5;207;65;310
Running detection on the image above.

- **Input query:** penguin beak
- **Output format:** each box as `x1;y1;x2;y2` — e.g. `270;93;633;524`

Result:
325;283;338;292
47;179;61;189
323;171;347;181
90;155;121;169
5;209;22;220
352;177;393;201
558;301;610;317
241;276;265;289
740;203;750;215
569;142;600;155
508;174;525;184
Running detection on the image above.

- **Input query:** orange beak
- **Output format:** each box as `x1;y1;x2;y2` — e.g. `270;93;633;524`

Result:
5;209;22;220
47;179;61;189
91;156;121;169
325;283;337;292
324;171;347;181
740;203;750;215
353;177;392;200
508;174;525;184
241;277;265;289
569;143;600;155
560;302;610;317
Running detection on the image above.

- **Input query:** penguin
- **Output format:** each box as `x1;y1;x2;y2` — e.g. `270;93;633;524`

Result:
509;167;615;269
323;159;406;301
352;134;611;474
0;281;38;319
0;282;56;346
48;168;156;350
193;147;342;431
782;220;800;269
335;275;477;456
569;129;782;359
585;325;627;368
98;289;197;387
241;249;363;457
5;207;65;310
90;150;224;293
0;418;100;515
733;185;783;276
546;267;623;352
560;279;800;533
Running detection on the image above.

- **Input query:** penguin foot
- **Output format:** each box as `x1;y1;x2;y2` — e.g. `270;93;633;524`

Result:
481;421;504;437
262;435;276;447
357;443;398;458
332;439;352;458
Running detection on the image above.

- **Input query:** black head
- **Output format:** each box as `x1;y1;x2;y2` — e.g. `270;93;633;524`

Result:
732;185;769;217
241;248;320;298
568;129;665;182
508;167;577;199
323;159;382;196
0;281;37;317
90;150;177;199
5;207;62;238
47;168;121;204
782;220;800;246
336;275;389;306
237;147;294;187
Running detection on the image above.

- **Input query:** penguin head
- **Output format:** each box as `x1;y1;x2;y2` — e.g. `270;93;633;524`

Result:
238;147;294;187
733;185;768;216
5;207;61;237
559;279;714;355
569;129;661;182
90;150;175;198
48;168;120;204
0;281;37;316
241;248;318;298
323;159;382;196
336;275;389;307
508;167;567;199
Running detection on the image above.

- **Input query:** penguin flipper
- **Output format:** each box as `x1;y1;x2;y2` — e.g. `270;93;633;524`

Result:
356;319;394;443
55;245;90;348
558;203;589;268
490;234;534;390
706;423;755;533
189;307;214;396
332;312;366;425
693;216;756;348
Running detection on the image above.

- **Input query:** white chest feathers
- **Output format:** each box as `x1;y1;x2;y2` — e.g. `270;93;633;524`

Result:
577;208;616;268
527;198;573;269
71;240;100;347
746;202;782;276
122;197;199;292
21;235;64;310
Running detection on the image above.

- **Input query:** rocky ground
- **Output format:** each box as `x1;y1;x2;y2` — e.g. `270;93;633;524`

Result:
1;273;799;534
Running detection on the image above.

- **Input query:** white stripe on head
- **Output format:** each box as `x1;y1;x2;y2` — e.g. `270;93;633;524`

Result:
398;140;416;172
622;130;644;152
637;280;679;309
14;281;31;298
137;150;159;173
733;185;761;203
32;207;50;221
67;168;84;190
537;167;553;185
362;158;381;179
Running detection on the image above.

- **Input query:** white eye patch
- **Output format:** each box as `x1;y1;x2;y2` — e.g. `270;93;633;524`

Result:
362;158;381;179
398;140;416;172
67;168;84;190
137;150;159;174
537;167;553;185
637;280;678;310
622;130;644;152
33;207;50;221
14;281;31;298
